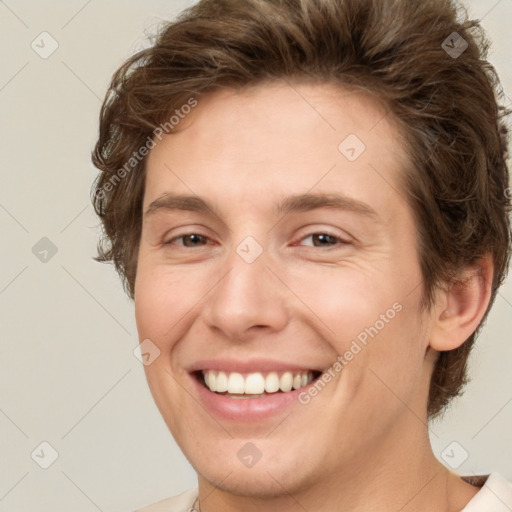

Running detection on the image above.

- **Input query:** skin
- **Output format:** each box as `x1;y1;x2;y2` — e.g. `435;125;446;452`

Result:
134;82;492;511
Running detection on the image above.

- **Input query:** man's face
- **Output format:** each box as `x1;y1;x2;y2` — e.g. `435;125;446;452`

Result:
135;82;434;496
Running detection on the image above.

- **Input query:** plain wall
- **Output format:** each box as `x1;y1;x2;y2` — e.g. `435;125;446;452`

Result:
0;1;511;510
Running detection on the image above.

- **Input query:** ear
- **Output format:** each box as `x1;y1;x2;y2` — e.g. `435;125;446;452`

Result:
429;254;494;352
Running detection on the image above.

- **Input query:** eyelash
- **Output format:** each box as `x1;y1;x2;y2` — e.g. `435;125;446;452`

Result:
165;233;213;248
297;232;348;248
164;232;349;249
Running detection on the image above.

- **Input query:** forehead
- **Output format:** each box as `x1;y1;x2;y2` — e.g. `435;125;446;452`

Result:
144;81;409;219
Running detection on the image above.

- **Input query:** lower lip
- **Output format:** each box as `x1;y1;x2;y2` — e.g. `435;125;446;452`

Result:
191;374;312;422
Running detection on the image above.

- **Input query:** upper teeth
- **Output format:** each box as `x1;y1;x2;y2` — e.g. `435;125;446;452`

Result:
202;370;314;395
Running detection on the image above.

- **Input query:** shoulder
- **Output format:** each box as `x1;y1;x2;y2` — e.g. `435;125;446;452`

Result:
133;488;198;512
462;473;512;511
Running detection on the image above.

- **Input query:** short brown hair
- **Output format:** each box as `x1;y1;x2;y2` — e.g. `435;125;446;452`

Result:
91;0;511;418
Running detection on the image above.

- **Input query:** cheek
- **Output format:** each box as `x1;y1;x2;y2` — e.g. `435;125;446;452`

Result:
134;264;201;348
346;302;429;422
299;265;426;387
293;265;402;343
134;266;201;431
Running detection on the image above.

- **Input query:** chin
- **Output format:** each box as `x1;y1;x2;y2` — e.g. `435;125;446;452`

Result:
185;437;323;501
197;461;313;499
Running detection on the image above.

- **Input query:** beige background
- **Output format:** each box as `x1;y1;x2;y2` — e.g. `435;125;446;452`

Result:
0;1;511;511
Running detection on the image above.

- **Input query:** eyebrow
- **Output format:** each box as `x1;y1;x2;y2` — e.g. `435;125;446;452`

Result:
277;192;377;218
144;192;378;219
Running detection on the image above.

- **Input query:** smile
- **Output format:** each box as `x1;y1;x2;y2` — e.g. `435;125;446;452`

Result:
201;370;319;397
189;360;327;421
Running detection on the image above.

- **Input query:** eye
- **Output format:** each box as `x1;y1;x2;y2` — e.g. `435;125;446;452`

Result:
298;233;347;248
166;233;211;247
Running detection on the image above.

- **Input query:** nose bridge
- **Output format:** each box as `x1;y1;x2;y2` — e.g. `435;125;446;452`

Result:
203;238;289;337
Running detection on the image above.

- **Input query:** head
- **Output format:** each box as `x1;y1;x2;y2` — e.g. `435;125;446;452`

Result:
92;0;510;498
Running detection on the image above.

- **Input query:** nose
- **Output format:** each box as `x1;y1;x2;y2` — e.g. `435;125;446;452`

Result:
201;246;290;341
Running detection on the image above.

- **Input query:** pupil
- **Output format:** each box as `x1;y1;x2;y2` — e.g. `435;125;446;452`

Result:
185;234;203;247
314;234;336;246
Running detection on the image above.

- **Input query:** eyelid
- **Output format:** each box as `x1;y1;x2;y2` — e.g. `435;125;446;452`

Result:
162;225;215;246
161;224;353;248
298;235;348;249
165;233;213;246
292;226;353;246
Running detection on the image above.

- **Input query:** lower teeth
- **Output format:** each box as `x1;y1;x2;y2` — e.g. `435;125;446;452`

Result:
224;393;266;399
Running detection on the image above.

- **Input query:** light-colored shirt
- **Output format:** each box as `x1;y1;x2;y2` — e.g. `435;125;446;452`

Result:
134;473;512;511
461;473;512;511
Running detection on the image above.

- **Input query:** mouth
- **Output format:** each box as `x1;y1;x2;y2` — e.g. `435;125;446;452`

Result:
195;369;323;399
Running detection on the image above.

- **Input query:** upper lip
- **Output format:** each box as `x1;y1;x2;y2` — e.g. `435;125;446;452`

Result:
188;359;324;374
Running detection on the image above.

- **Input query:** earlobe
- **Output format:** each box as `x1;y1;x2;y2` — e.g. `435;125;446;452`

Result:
429;254;494;352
